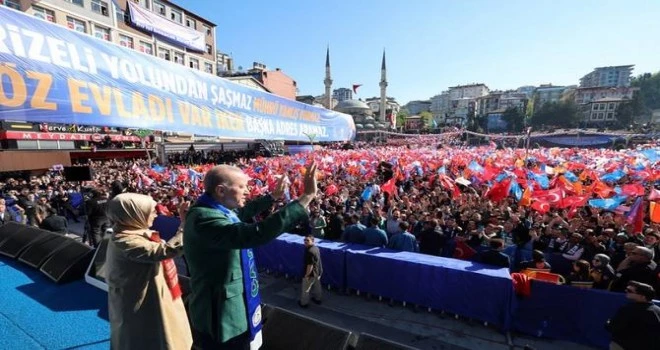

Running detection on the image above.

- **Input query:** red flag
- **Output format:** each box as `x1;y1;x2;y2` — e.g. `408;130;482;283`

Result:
486;178;511;203
621;184;645;197
325;184;339;196
559;195;588;209
352;84;362;94
453;240;476;260
531;200;551;214
535;187;564;206
381;177;396;196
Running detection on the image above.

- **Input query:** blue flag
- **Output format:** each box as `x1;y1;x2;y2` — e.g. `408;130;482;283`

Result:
600;169;625;183
588;195;627;210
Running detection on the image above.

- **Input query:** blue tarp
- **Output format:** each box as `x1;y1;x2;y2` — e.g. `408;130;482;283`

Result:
0;7;355;142
345;246;513;329
254;233;348;289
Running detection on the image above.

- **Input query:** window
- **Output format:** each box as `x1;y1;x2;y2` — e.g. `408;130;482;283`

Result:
139;41;153;55
606;113;614;120
170;8;182;23
206;44;213;55
591;113;598;120
153;0;166;15
119;34;134;48
116;8;129;23
204;62;213;74
64;0;84;6
158;47;170;61
174;52;184;65
592;104;599;111
186;18;196;29
598;113;604;120
3;0;20;10
66;17;86;33
203;25;212;36
94;25;111;41
33;6;55;22
91;0;109;15
189;58;199;70
608;103;615;110
600;104;606;110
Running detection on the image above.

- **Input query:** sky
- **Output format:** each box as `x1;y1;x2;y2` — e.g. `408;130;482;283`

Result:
180;0;660;104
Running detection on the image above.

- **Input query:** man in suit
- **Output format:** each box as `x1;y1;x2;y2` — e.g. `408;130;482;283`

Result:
40;207;68;234
478;239;511;269
184;162;318;350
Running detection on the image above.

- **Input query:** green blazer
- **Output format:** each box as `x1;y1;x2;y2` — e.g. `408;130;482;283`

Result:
183;195;308;343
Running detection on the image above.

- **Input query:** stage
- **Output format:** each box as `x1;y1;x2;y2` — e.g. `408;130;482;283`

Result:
0;258;110;350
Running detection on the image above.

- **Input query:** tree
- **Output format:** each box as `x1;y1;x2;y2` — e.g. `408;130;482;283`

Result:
501;107;525;132
530;101;580;128
396;110;409;128
616;92;645;127
419;111;433;127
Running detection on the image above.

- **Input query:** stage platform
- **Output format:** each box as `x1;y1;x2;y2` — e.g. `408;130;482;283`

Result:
0;258;109;350
0;251;595;350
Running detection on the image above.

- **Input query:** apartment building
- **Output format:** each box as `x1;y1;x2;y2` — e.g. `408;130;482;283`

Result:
4;0;217;75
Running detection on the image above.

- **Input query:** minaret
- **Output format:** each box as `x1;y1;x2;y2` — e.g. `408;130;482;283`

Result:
379;49;388;123
324;46;333;109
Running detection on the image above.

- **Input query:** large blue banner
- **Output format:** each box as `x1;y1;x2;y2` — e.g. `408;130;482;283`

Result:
0;8;356;142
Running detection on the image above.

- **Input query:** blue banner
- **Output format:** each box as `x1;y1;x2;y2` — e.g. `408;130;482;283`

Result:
0;8;356;142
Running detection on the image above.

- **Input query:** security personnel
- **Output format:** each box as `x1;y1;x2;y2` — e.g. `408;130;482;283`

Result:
85;189;110;247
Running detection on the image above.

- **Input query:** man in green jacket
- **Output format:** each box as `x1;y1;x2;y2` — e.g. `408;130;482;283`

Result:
184;162;317;349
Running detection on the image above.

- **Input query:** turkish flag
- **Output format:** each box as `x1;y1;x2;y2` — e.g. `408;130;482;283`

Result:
535;187;564;206
559;195;589;209
453;241;476;260
486;178;511;203
531;200;551;214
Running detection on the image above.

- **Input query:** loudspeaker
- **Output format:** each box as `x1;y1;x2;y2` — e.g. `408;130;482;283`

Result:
355;333;418;350
262;307;352;350
0;222;30;245
40;240;94;283
0;225;50;258
19;233;74;268
63;166;93;181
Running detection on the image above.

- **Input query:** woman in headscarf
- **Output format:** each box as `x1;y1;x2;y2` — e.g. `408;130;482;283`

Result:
106;193;192;350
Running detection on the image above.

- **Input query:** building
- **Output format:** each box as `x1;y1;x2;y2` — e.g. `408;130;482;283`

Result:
216;51;234;76
226;62;298;100
431;84;488;126
365;97;401;124
5;0;218;75
403;100;431;116
333;88;353;103
448;84;489;100
430;92;450;123
574;86;638;124
516;85;536;98
478;90;529;118
533;84;575;107
579;65;634;88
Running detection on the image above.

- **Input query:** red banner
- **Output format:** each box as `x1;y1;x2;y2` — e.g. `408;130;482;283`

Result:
0;131;141;142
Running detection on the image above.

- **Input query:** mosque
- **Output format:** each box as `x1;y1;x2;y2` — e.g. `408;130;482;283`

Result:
321;48;394;132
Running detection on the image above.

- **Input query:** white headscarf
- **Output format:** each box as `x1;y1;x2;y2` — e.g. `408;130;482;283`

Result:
107;193;155;235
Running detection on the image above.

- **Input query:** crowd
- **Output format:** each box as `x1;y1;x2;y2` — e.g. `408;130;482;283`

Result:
2;141;660;295
1;139;660;349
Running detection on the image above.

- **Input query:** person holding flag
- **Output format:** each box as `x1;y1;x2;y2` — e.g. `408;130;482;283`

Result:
184;162;318;349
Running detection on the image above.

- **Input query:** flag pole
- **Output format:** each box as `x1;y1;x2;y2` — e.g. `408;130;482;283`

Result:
525;127;532;160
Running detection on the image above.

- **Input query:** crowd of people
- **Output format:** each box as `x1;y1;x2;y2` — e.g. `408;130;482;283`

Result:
1;138;660;349
2;140;660;296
